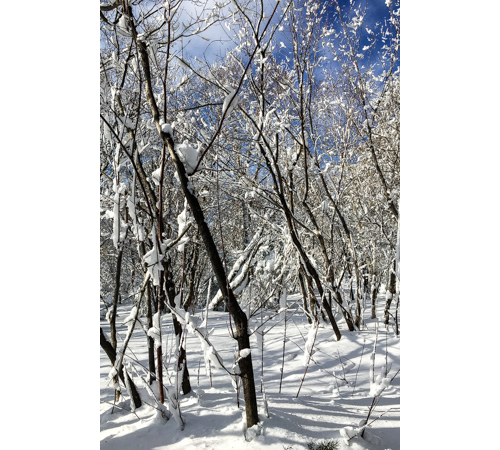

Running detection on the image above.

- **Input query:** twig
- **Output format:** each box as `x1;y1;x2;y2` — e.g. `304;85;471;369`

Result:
352;338;366;396
101;400;141;420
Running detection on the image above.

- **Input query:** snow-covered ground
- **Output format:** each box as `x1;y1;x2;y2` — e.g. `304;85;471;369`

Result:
100;294;400;450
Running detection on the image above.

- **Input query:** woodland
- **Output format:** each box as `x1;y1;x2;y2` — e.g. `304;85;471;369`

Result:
100;0;400;448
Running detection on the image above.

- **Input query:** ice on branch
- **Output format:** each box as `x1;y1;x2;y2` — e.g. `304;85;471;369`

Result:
177;57;190;70
117;15;131;37
197;337;224;369
112;147;122;250
108;366;118;380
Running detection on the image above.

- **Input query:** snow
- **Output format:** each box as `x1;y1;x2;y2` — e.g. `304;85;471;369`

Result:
175;141;199;175
369;374;391;398
101;293;400;450
147;312;163;349
126;195;145;241
222;86;239;119
151;167;162;186
176;200;190;252
142;227;164;286
161;123;173;135
112;147;121;250
117;15;130;36
303;322;317;366
279;288;287;322
123;306;137;334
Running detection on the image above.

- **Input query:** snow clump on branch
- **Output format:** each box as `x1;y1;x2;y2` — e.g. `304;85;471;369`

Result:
175;141;200;175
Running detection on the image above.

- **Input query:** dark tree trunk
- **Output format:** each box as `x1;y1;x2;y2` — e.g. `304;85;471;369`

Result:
384;260;397;325
139;241;156;383
100;327;142;408
110;248;124;350
352;282;362;329
156;275;165;404
332;286;355;331
165;260;191;395
145;280;156;383
371;276;378;320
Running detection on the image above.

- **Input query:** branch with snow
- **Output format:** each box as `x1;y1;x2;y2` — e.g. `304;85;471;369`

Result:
142;222;193;285
208;228;264;309
164;302;231;375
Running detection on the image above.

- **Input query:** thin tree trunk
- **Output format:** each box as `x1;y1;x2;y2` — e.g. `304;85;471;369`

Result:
384;260;397;326
371;275;378;320
145;279;156;382
139;241;156;383
165;260;191;395
110;248;123;351
100;327;142;408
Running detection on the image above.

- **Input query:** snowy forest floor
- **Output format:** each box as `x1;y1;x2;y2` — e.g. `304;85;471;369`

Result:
100;294;400;450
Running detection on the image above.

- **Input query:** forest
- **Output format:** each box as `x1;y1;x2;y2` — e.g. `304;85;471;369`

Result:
100;0;400;449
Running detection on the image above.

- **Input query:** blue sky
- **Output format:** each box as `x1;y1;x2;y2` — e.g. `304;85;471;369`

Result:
178;0;397;63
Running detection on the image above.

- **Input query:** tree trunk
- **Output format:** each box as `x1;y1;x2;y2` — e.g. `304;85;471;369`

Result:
145;279;156;383
371;275;378;320
139;241;156;383
165;260;191;395
384;260;397;326
352;280;362;329
110;248;123;350
156;274;165;404
100;327;142;408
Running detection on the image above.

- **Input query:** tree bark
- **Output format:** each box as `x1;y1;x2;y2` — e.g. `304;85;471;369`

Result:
165;260;191;395
139;241;156;383
384;260;397;325
371;273;378;320
100;327;142;408
110;248;123;351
